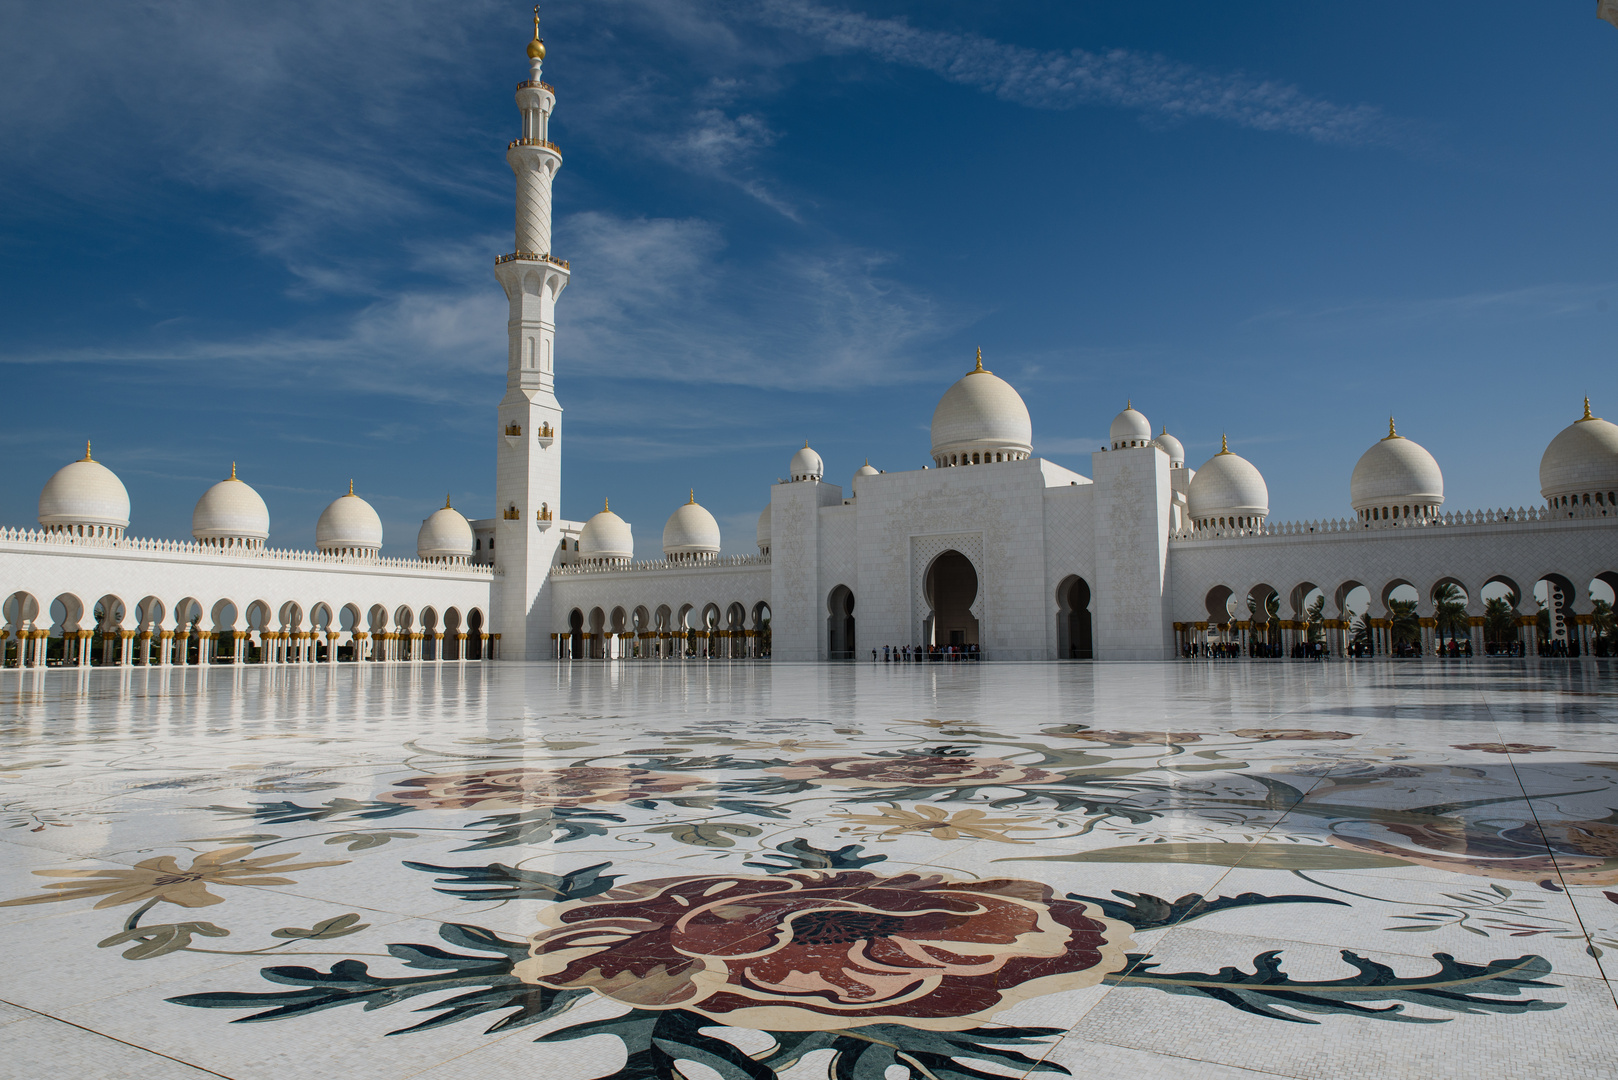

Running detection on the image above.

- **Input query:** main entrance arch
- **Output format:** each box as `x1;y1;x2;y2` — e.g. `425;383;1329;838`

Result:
924;550;979;648
1056;575;1093;659
827;585;856;659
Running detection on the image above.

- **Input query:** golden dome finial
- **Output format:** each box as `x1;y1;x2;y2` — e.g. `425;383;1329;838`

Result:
229;461;237;481
1219;433;1230;455
347;479;354;497
689;488;696;505
82;440;93;462
527;5;545;60
1386;416;1400;440
1126;398;1132;410
1581;395;1594;422
604;496;610;512
445;492;453;509
972;346;985;374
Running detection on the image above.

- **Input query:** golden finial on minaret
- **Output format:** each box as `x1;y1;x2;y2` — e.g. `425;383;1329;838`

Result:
82;440;93;462
527;4;545;60
1580;395;1595;422
229;461;238;480
972;346;985;374
347;479;355;497
1219;433;1230;455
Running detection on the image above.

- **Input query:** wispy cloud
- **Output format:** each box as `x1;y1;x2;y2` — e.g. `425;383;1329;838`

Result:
754;0;1400;147
1246;281;1618;333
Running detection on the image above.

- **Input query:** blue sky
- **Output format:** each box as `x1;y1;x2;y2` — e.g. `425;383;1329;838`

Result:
1;2;1615;555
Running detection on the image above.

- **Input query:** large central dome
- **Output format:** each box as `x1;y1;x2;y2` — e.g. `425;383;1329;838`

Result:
930;349;1032;466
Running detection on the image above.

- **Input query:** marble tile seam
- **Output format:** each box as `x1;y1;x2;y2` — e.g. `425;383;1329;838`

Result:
0;997;238;1079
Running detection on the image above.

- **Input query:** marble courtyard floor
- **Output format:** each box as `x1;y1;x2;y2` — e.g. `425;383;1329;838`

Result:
1;661;1615;1080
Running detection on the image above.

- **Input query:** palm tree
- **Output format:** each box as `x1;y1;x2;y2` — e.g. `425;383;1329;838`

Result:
1246;591;1280;653
1349;610;1370;655
1305;594;1326;645
1591;598;1615;657
1483;596;1517;654
1433;583;1468;652
1389;599;1420;653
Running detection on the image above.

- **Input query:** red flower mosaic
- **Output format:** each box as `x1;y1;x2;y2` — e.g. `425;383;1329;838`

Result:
379;767;706;810
769;755;1059;788
513;870;1133;1030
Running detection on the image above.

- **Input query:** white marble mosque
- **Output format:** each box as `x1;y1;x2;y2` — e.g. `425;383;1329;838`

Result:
3;25;1617;669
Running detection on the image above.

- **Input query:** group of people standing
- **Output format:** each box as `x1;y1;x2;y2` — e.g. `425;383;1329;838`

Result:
872;644;981;662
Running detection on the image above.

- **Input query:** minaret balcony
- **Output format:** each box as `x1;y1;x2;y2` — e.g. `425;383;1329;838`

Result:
537;423;555;448
495;251;569;270
508;137;561;152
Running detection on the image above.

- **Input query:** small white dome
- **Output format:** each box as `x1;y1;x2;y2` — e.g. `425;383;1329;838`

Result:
578;501;633;562
1351;420;1444;514
38;444;130;532
316;484;383;552
1188;437;1269;525
192;465;270;543
417;499;474;560
1152;430;1185;468
664;493;721;558
1540;399;1618;503
851;459;879;494
790;443;824;482
756;503;772;552
1109;404;1152;449
930;349;1033;465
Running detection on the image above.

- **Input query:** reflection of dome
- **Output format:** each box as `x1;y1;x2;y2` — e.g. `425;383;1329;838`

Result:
316;482;383;555
756;503;771;553
1351;420;1444;522
38;443;131;538
192;464;270;548
1540;398;1618;511
1188;436;1269;528
930;349;1032;466
790;443;823;482
577;500;633;563
417;497;474;562
1109;403;1152;449
664;492;721;560
1152;429;1185;468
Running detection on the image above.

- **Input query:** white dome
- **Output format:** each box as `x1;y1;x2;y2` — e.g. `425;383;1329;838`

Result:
1188;437;1269;525
851;460;879;494
790;443;823;482
756;503;772;552
1351;421;1444;513
578;502;634;562
663;493;721;558
417;499;474;560
192;466;270;543
1152;430;1185;467
930;349;1033;465
1540;399;1618;503
316;485;383;552
38;445;130;532
1109;404;1152;449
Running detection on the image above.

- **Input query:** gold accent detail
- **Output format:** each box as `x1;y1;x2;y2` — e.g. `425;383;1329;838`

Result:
689;488;696;505
82;440;93;462
347;479;355;497
229;461;238;481
1578;396;1597;423
1218;433;1230;455
445;493;453;509
971;346;986;374
1126;398;1132;410
1384;416;1401;440
604;496;610;512
527;5;545;59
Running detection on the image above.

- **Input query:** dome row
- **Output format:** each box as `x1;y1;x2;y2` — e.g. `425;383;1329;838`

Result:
576;492;726;564
35;451;474;561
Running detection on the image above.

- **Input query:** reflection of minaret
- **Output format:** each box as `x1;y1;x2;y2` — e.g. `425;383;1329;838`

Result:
492;8;569;660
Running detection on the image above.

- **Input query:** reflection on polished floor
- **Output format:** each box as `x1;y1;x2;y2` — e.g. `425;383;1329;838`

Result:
0;660;1614;1079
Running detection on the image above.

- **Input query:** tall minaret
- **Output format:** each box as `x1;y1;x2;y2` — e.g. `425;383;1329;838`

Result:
491;8;568;660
